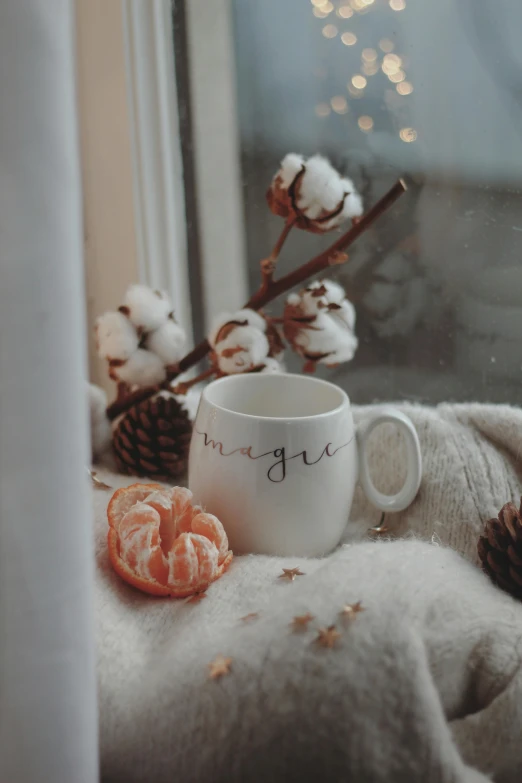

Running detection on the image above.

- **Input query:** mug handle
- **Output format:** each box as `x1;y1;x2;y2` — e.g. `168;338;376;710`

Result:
357;407;422;512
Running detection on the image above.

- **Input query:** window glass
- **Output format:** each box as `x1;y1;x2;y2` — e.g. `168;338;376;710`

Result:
231;0;522;403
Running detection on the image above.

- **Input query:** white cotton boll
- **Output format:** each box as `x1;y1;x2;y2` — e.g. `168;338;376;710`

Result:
179;387;202;421
330;299;356;333
209;308;270;374
146;319;186;365
123;284;172;331
277;153;305;188
95;311;138;361
208;311;232;348
215;325;270;375
296;287;328;317
88;383;112;459
113;349;167;387
320;279;346;304
341;184;364;220
286;293;301;307
297;156;343;219
299;311;358;366
297;156;363;225
209;308;267;348
236;309;267;332
259;357;285;374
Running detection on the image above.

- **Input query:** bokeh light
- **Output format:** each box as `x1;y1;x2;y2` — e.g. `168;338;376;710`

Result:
384;53;402;66
388;69;406;83
379;38;395;53
322;24;338;38
389;0;406;10
362;48;378;62
331;95;349;113
362;62;379;76
347;83;364;98
341;31;358;45
315;102;331;117
399;127;417;142
337;4;354;17
351;74;367;89
358;115;374;131
396;81;413;95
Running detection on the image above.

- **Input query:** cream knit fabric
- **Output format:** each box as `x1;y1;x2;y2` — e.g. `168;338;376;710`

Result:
94;404;522;783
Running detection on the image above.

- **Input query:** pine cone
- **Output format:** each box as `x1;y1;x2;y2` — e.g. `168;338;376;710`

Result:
112;393;192;480
478;500;522;600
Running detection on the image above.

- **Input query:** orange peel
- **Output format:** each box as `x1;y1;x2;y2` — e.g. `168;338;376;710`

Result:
107;483;232;597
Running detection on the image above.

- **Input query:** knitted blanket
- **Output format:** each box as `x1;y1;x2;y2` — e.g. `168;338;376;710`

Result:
94;404;522;783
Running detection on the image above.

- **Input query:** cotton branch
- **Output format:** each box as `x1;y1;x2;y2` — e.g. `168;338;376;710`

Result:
106;178;407;421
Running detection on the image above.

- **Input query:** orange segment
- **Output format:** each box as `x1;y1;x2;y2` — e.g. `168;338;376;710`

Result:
167;532;218;590
190;534;219;585
108;483;163;530
106;482;233;598
167;533;199;589
143;490;175;551
192;512;229;564
118;503;168;584
170;486;195;536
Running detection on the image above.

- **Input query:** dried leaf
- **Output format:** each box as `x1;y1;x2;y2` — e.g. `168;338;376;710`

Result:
88;469;112;491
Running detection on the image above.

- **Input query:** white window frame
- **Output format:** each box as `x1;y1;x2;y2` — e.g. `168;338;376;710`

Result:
122;0;194;334
78;0;248;391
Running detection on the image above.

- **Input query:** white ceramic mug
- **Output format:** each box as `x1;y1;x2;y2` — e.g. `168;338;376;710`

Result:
189;373;422;557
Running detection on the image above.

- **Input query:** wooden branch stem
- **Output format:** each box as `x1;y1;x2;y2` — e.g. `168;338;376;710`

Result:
260;217;295;290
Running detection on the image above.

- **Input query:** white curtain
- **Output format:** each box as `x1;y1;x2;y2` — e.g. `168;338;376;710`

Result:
0;2;98;781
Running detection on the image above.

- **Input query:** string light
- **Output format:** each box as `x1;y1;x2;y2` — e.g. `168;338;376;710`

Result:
347;83;364;97
362;48;378;62
341;31;357;45
388;69;406;83
358;115;374;131
351;75;367;89
362;61;379;76
315;102;331;117
389;0;406;9
382;55;402;76
399;127;417;142
379;38;395;53
337;4;353;17
382;61;399;75
322;23;338;38
396;80;413;95
331;95;349;113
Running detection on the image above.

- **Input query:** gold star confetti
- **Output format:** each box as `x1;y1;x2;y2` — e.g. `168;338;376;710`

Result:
208;655;232;680
315;625;341;648
278;567;306;582
368;512;389;536
290;613;315;631
186;592;207;604
340;601;365;619
240;612;259;622
88;468;112;490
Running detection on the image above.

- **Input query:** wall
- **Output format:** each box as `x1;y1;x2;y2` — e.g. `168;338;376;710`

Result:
76;0;139;393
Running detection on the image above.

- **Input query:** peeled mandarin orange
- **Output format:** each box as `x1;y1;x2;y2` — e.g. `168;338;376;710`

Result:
107;483;232;597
